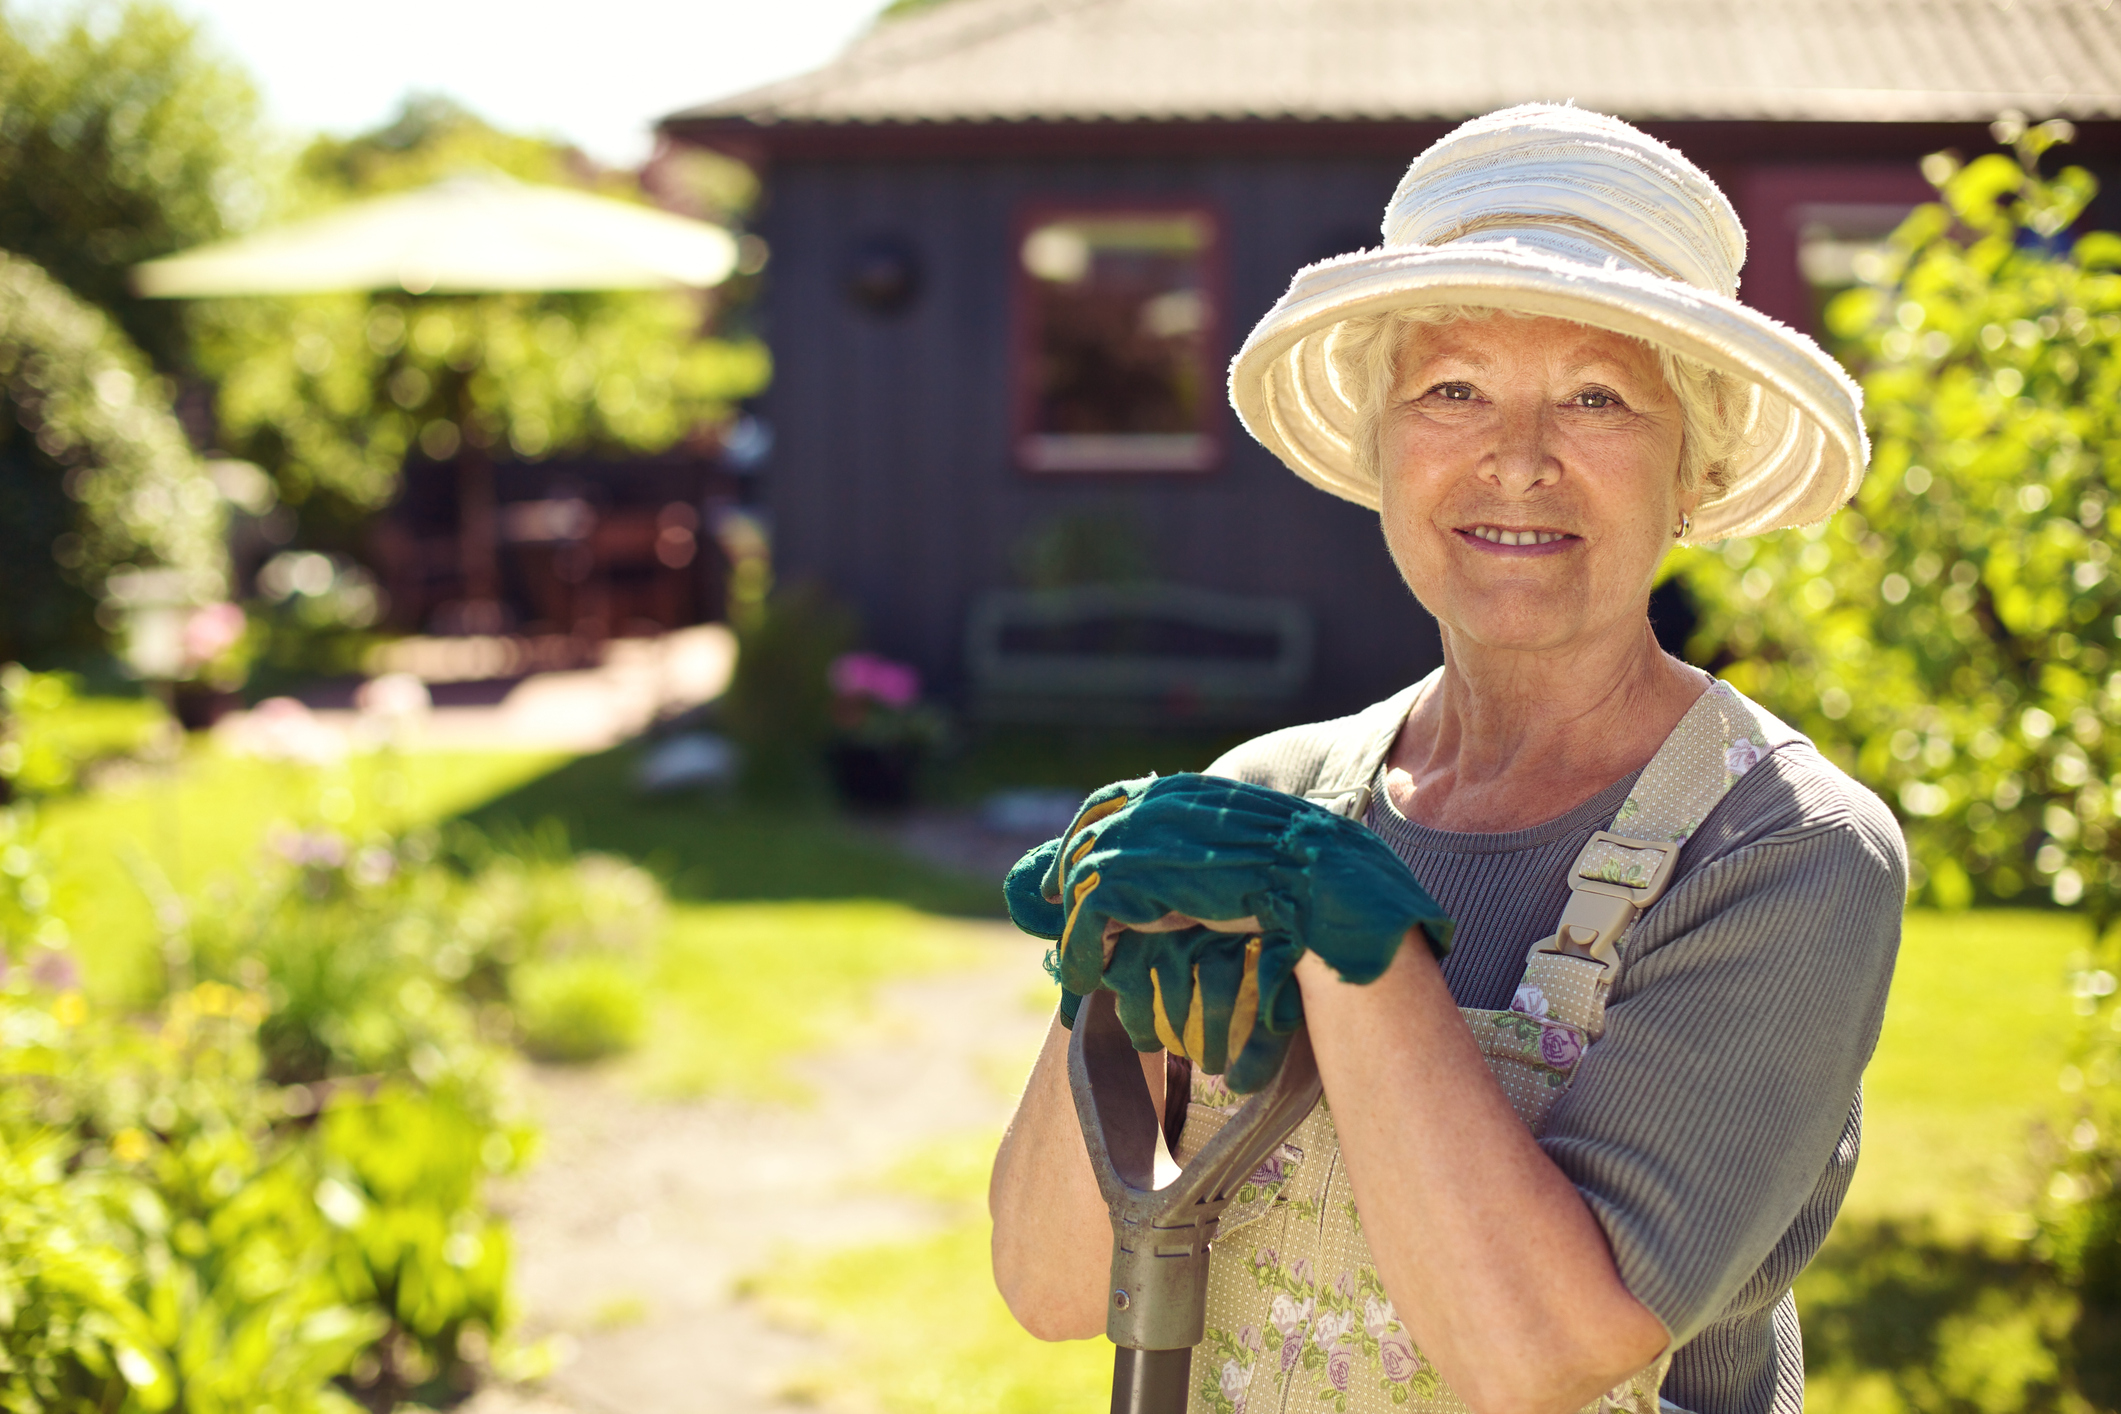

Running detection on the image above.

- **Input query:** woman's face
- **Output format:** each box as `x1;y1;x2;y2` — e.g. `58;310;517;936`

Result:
1377;314;1693;657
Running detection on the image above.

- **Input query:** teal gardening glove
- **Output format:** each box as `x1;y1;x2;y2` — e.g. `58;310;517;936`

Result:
1004;774;1452;1092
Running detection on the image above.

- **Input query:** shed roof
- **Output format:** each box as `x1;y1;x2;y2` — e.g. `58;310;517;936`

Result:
668;0;2121;129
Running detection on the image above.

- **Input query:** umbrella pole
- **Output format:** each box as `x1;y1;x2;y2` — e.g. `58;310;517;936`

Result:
454;377;504;633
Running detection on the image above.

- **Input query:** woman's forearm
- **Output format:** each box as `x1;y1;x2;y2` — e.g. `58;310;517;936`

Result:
1299;942;1667;1414
988;1013;1163;1341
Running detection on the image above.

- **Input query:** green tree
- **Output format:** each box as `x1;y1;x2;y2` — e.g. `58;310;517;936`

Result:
1682;119;2121;1399
1685;120;2118;924
0;1;265;369
190;97;770;523
0;251;222;667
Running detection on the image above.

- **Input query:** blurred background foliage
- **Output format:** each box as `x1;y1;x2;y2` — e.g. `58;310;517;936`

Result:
1687;120;2118;926
195;93;770;523
1683;119;2121;1406
0;251;224;668
0;1;768;673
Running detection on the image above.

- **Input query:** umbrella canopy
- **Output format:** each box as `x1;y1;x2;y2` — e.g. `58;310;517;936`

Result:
133;172;739;297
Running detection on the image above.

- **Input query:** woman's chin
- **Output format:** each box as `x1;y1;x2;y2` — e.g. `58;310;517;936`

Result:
1431;592;1595;655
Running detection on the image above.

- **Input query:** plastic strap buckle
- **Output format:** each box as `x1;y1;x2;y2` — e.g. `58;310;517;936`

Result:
1530;833;1684;968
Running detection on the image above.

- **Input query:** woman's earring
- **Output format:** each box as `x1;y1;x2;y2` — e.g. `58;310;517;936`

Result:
1673;511;1692;541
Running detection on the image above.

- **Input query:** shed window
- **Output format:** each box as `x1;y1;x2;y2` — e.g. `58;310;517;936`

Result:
1015;207;1219;473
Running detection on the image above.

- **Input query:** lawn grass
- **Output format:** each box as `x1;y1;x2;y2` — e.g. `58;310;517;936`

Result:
1795;908;2099;1414
752;1127;1112;1414
41;743;566;1004
628;901;990;1101
458;741;1000;915
1832;909;2089;1237
753;909;2101;1414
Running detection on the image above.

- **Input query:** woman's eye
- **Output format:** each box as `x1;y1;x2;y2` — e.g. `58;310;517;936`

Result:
1573;389;1621;409
1427;382;1476;402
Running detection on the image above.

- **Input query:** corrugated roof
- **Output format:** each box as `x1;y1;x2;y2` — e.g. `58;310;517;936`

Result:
669;0;2121;127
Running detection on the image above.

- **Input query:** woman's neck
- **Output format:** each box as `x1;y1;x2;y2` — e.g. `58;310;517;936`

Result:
1385;620;1707;834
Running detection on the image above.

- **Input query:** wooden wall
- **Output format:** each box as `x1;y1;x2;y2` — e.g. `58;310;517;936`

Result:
745;130;2120;723
755;151;1441;722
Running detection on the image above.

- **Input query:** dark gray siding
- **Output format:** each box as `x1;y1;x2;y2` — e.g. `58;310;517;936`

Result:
755;152;1443;719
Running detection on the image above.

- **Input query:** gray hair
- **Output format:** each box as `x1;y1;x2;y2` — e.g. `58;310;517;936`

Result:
1329;305;1752;508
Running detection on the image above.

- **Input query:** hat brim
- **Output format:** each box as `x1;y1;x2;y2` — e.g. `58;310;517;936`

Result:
1227;243;1869;543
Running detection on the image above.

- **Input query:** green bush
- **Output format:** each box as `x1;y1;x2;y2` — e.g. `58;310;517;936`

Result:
0;973;537;1413
512;954;647;1063
719;584;856;799
0;667;167;800
1682;121;2121;1408
316;1077;529;1408
0;982;382;1414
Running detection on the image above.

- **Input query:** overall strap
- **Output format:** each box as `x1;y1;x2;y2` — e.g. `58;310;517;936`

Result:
1517;680;1802;1040
1300;671;1436;820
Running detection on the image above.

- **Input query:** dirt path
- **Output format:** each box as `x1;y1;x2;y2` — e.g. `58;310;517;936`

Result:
468;923;1052;1414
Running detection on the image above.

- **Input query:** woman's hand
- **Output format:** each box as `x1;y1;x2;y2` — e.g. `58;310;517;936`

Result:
1022;774;1452;1091
1297;942;1668;1414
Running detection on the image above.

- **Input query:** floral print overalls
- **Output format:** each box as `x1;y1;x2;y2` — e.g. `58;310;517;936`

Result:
1174;681;1795;1414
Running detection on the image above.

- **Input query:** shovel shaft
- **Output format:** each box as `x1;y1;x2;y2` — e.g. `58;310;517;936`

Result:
1112;1347;1192;1414
1069;989;1323;1414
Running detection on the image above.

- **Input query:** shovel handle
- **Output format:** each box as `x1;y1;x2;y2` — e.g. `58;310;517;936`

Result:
1068;987;1323;1409
1112;1347;1193;1414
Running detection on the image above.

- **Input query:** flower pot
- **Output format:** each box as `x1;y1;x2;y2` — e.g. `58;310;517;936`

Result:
825;742;920;811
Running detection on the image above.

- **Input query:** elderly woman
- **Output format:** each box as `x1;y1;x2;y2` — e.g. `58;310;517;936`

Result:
989;106;1904;1414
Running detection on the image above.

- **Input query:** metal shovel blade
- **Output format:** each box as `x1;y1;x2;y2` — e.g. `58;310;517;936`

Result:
1068;988;1323;1414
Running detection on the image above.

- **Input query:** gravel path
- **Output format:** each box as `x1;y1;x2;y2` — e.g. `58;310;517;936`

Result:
467;922;1052;1414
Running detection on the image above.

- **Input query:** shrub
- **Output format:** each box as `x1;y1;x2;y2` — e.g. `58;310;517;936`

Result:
719;584;856;799
0;982;383;1414
511;954;647;1063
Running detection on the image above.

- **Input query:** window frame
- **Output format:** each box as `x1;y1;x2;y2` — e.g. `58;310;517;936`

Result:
1009;197;1228;477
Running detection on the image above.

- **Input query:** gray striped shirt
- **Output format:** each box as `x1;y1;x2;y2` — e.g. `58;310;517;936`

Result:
1210;713;1906;1414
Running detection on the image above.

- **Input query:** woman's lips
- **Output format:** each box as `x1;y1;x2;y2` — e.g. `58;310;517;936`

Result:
1454;524;1579;556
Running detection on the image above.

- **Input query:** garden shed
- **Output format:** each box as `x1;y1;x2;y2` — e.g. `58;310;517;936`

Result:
661;0;2121;720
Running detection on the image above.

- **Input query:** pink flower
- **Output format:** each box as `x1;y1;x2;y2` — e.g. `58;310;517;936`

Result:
270;827;347;869
28;948;79;992
1219;1359;1248;1402
183;602;247;667
1326;1345;1354;1391
242;697;345;764
1362;1295;1396;1340
1239;1324;1262;1352
1379;1334;1420;1384
1279;1334;1303;1371
1539;1025;1584;1070
1288;1257;1313;1287
1725;738;1766;776
1511;984;1549;1018
830;652;920;708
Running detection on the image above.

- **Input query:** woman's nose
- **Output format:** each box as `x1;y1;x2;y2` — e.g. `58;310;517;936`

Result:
1484;403;1558;494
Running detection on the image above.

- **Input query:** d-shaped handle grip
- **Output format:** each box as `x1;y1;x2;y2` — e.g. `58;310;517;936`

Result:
1068;987;1323;1358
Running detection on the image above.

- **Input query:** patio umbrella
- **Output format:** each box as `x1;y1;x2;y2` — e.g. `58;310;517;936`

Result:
134;172;741;627
133;171;738;295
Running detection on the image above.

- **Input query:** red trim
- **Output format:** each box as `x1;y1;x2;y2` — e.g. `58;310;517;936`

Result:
1731;164;1941;332
1009;196;1229;478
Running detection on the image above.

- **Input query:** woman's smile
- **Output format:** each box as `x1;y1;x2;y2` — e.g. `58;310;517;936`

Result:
1456;523;1578;553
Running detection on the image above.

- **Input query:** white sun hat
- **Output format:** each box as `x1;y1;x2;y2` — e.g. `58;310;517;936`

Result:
1228;104;1868;543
